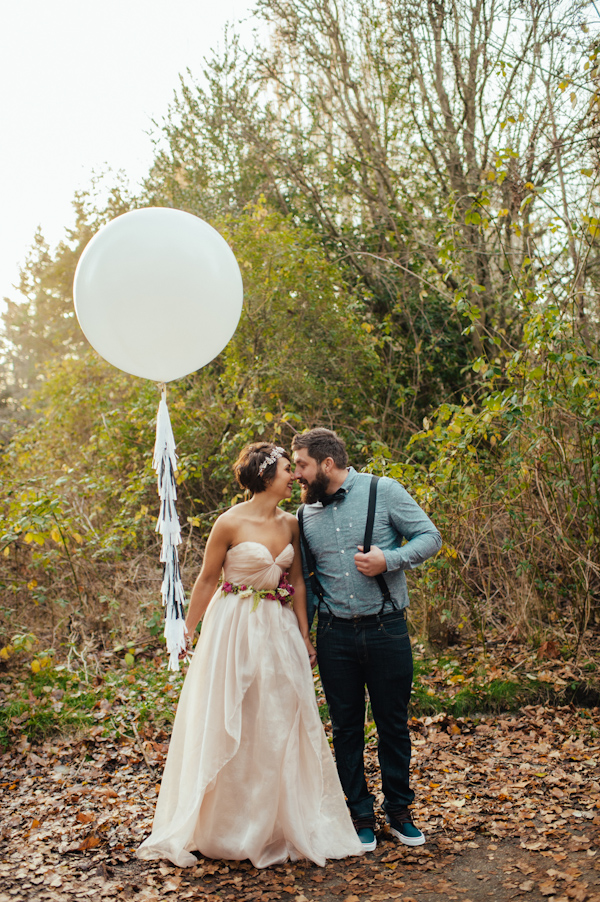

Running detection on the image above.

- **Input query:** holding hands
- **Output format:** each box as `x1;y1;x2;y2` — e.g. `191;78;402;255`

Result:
304;636;317;668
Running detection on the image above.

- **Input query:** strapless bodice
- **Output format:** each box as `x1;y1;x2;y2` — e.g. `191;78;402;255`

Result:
222;541;294;590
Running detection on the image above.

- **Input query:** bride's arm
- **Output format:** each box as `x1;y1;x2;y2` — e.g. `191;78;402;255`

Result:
185;516;231;640
289;520;317;668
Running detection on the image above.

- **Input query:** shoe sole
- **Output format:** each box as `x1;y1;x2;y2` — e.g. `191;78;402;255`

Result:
388;825;425;847
360;838;377;852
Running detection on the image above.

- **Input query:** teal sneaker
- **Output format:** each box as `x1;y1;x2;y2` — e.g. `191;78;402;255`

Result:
353;818;377;852
386;810;425;847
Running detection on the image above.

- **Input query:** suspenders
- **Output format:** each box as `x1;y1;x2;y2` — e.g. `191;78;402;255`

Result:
364;476;394;608
298;475;395;616
297;504;328;612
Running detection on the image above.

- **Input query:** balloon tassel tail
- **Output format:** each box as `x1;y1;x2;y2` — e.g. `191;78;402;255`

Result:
153;387;187;671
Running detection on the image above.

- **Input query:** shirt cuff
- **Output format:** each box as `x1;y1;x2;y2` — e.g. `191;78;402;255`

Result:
383;548;409;572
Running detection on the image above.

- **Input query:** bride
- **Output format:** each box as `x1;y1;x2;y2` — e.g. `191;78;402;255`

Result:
137;442;363;868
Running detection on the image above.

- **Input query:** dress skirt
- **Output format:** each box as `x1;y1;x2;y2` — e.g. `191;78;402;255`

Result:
137;579;363;868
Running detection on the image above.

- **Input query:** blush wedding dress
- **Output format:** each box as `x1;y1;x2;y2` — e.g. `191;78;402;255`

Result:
137;541;363;868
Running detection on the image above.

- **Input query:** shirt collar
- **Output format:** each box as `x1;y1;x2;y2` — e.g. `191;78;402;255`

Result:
323;466;357;502
340;466;358;493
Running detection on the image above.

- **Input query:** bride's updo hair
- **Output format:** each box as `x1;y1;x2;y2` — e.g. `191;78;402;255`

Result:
234;442;290;494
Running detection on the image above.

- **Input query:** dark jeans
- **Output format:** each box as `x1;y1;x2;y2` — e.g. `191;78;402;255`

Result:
317;609;414;821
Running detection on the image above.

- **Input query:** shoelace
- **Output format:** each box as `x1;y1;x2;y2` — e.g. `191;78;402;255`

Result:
389;808;414;825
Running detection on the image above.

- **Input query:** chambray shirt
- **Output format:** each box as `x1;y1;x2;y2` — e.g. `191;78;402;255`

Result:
299;468;442;620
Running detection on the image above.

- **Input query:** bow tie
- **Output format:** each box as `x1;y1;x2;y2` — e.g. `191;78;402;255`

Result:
321;488;346;506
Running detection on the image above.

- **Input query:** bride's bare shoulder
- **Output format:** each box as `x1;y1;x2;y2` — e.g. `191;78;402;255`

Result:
278;509;299;535
212;502;252;537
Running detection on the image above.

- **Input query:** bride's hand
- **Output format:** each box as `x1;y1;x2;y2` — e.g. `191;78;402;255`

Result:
179;631;194;661
304;636;317;668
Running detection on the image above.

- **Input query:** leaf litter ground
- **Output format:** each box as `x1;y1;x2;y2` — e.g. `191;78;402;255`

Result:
0;645;599;902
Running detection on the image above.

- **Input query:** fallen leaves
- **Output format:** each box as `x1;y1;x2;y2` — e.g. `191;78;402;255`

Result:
0;650;598;902
77;835;102;851
76;812;95;824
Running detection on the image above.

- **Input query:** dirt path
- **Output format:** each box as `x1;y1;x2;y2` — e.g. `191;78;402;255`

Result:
1;705;598;901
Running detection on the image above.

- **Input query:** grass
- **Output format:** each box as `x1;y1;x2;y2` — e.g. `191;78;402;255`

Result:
0;655;182;750
411;676;525;717
410;651;600;717
0;693;93;748
1;642;598;750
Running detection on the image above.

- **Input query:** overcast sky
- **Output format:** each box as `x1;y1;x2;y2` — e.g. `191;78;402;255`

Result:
0;0;255;310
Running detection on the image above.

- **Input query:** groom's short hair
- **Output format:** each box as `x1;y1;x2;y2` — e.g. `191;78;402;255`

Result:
291;428;348;469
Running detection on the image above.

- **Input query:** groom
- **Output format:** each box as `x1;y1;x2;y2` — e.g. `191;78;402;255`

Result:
292;428;441;851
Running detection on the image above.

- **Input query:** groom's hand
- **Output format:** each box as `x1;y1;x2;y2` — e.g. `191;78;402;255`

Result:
304;636;317;668
354;545;387;576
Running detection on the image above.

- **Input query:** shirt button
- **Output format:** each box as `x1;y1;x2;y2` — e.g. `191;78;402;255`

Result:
345;572;349;577
336;528;340;532
340;550;345;554
350;594;354;599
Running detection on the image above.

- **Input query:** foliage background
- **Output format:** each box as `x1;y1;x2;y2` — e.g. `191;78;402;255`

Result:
1;0;599;671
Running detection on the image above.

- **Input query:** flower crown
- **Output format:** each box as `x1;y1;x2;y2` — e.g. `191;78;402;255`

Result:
258;446;286;476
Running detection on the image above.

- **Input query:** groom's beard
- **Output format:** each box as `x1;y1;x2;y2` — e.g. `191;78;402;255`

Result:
300;469;330;505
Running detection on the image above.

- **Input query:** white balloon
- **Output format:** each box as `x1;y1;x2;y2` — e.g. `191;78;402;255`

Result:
73;208;243;382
